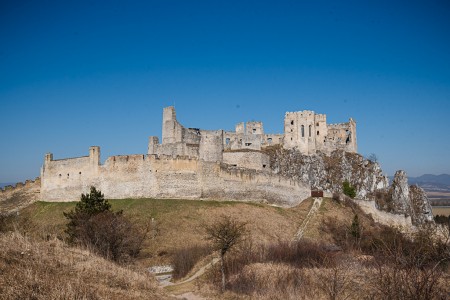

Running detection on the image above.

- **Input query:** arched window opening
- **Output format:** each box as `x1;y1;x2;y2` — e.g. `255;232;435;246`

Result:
301;125;304;137
225;138;230;145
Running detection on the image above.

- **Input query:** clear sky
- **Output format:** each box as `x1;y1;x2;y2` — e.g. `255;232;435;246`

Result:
1;0;449;183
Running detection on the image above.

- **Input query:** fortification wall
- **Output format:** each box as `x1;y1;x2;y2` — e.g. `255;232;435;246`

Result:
40;150;310;206
203;163;310;206
325;120;357;153
199;130;223;162
222;151;269;170
0;178;41;211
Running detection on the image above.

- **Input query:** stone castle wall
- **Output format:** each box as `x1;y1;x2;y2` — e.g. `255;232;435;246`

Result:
38;106;356;205
40;148;310;206
222;151;270;171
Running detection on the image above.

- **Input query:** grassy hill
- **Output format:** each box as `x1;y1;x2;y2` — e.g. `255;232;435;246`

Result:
16;198;322;266
3;197;449;299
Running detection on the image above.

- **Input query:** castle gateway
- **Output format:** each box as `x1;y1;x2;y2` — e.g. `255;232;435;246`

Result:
40;107;356;204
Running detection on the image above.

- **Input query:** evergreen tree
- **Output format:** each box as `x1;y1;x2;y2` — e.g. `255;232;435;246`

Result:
64;186;111;243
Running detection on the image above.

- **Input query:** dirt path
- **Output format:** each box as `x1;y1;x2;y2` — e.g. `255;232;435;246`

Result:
159;257;219;288
157;257;220;299
293;197;322;241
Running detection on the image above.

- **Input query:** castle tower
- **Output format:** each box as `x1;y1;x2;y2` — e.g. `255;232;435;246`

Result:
148;136;159;155
347;118;357;153
89;146;100;168
162;106;183;144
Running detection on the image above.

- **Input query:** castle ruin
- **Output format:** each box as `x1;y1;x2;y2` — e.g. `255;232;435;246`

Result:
39;107;357;204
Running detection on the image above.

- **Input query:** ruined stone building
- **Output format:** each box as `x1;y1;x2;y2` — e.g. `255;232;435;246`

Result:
38;106;357;203
149;106;357;169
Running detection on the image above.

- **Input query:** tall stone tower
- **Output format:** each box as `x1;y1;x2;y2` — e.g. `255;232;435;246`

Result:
283;111;327;154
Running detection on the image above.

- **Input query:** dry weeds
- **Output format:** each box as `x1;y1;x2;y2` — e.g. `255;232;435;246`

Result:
0;231;170;299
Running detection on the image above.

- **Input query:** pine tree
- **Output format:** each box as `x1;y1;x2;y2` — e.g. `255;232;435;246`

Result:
64;186;111;243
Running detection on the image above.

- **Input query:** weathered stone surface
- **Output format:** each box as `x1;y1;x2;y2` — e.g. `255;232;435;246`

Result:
409;185;434;224
374;170;433;225
263;146;389;198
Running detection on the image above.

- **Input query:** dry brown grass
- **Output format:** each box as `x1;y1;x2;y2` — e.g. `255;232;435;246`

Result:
0;231;170;300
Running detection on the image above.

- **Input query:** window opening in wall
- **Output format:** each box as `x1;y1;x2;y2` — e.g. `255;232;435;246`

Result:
301;125;304;137
291;137;293;141
252;128;256;133
291;120;294;125
79;172;81;175
291;129;293;132
245;143;252;146
309;125;312;137
268;138;272;143
263;164;266;168
59;174;61;177
225;138;230;145
317;131;320;135
316;123;319;126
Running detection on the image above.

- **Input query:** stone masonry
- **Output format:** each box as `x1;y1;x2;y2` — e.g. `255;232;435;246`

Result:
39;106;357;204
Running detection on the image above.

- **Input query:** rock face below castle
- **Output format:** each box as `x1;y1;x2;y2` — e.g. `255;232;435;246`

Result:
264;146;389;198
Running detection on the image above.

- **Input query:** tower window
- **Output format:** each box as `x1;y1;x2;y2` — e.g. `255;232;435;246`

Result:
317;131;320;135
291;120;294;125
301;125;304;137
309;125;312;137
225;138;230;145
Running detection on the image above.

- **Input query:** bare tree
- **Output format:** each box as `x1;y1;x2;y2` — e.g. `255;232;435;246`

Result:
205;215;247;292
367;153;378;163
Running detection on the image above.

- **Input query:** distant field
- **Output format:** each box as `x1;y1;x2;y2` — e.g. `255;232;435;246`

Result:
432;206;450;216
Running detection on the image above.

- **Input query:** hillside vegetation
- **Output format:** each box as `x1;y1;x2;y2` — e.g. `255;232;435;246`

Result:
0;231;169;299
2;197;449;299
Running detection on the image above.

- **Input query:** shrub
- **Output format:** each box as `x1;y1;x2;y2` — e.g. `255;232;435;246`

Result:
171;244;212;279
63;187;146;262
342;181;356;198
78;211;146;262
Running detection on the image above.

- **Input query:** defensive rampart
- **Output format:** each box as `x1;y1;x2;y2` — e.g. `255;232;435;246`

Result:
40;150;310;206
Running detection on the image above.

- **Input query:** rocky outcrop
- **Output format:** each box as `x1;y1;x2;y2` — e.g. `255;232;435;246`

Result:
264;146;433;225
374;170;433;225
263;146;388;198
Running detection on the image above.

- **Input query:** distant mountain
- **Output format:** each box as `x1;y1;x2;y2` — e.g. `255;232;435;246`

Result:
388;174;450;193
409;174;450;186
0;183;15;189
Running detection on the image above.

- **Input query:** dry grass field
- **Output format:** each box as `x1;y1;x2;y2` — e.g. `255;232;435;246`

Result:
2;197;449;299
0;231;169;299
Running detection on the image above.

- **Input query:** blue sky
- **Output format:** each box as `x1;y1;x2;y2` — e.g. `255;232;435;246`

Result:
1;0;449;182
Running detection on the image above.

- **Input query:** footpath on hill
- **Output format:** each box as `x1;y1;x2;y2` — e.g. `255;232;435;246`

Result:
293;197;323;241
155;197;323;299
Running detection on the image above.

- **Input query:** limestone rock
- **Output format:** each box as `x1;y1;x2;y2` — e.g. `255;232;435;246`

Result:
389;170;411;215
409;184;434;224
375;170;433;225
264;147;388;198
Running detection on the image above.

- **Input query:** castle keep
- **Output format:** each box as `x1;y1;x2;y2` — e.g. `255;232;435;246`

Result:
39;107;357;204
